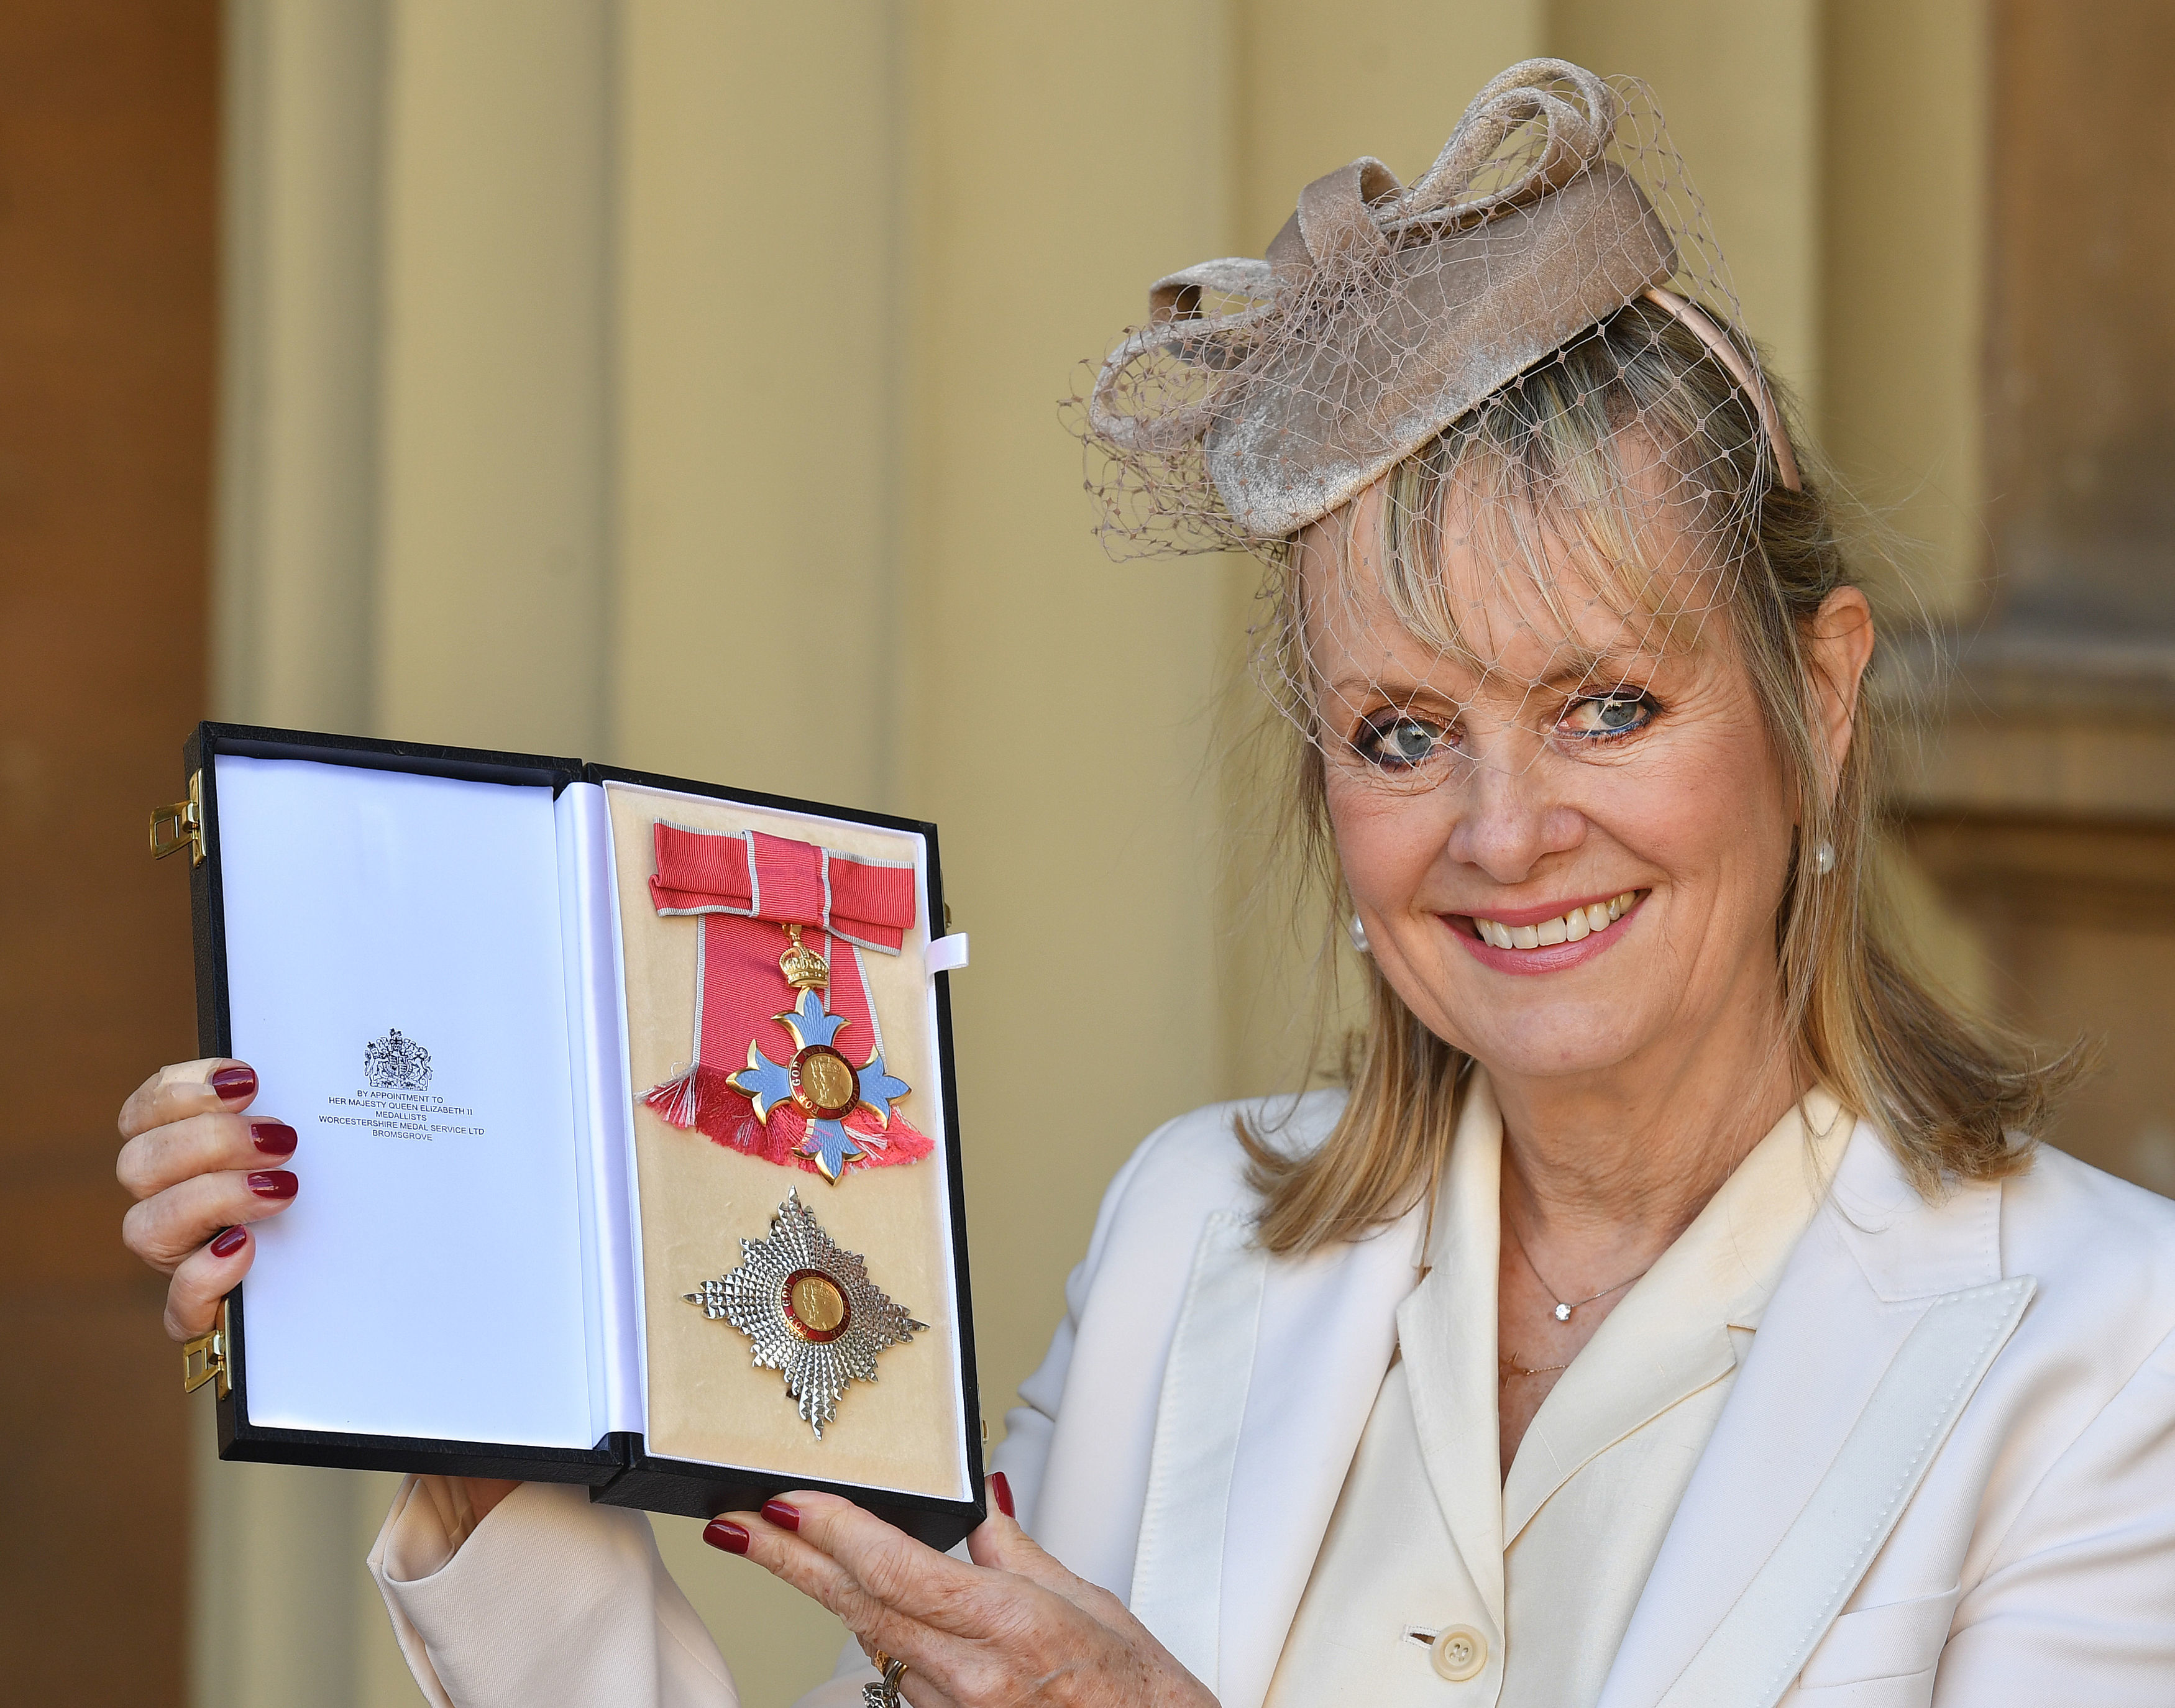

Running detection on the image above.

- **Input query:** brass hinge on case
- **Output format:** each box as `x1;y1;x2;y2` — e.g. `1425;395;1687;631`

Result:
183;1299;231;1397
150;770;204;865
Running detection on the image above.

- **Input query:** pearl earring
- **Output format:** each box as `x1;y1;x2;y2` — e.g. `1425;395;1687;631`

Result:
1348;913;1371;953
1813;840;1836;877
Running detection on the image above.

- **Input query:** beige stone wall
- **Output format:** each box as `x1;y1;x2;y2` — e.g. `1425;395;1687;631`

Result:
1822;0;1989;620
203;5;1990;1704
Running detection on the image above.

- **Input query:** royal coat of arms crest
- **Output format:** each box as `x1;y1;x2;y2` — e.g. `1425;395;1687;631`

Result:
364;1028;433;1091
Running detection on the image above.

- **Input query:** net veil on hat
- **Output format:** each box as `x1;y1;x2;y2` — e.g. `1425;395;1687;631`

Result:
1081;58;1801;557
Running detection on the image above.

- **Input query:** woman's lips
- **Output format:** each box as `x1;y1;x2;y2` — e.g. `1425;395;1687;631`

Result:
1443;890;1647;975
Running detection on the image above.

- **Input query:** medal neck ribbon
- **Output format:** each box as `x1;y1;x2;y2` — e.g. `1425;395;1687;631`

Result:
643;825;934;1179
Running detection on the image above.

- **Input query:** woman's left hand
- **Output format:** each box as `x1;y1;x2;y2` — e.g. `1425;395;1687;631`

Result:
708;1479;1214;1707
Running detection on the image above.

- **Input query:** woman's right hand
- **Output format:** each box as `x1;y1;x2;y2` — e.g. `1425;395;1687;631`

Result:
116;1058;298;1341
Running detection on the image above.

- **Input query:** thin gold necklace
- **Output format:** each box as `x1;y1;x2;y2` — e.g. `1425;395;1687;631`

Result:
1497;1350;1571;1386
1504;1221;1651;1325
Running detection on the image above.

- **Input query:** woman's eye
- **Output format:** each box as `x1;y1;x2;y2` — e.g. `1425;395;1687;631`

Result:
1356;713;1450;769
1562;693;1656;739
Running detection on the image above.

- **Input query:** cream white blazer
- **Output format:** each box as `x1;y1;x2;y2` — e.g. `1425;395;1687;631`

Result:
375;1091;2175;1708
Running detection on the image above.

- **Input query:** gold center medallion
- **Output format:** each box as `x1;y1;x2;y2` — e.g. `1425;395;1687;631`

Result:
792;1046;858;1119
783;1269;851;1341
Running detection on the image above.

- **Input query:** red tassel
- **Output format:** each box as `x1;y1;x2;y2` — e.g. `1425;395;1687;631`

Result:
642;1066;933;1177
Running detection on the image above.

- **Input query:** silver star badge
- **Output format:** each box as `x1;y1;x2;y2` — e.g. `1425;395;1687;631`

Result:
684;1190;927;1438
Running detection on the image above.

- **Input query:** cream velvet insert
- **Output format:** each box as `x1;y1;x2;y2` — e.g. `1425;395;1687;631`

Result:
606;782;968;1500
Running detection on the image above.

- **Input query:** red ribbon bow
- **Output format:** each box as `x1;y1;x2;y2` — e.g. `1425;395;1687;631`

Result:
642;825;934;1177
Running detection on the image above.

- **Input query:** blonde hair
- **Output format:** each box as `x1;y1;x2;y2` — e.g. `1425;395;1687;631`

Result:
1242;298;2087;1256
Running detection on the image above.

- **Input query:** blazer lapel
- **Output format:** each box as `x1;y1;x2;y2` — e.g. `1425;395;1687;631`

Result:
1597;1123;2028;1708
1653;1274;2032;1708
1128;1202;1421;1708
1128;1210;1270;1684
1396;1075;1509;1630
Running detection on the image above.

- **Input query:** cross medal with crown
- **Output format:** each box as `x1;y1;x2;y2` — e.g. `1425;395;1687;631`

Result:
725;925;913;1182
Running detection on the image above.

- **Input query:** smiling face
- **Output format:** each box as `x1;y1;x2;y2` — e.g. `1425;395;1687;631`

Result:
1307;481;1800;1090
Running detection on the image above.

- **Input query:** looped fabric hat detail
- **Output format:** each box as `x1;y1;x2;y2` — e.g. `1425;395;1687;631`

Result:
1080;57;1802;553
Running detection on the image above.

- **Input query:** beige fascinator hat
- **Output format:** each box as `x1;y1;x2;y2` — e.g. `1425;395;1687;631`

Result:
1083;57;1799;554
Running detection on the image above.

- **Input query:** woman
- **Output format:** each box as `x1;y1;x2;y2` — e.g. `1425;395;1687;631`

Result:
118;61;2175;1708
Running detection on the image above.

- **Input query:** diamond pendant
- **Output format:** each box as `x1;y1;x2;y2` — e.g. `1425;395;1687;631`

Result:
1552;1302;1572;1322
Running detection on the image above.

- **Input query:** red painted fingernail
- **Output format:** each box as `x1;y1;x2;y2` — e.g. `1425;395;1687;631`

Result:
247;1170;297;1200
991;1471;1015;1519
761;1499;801;1532
703;1518;750;1554
211;1065;257;1102
250;1121;298;1158
209;1225;247;1258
